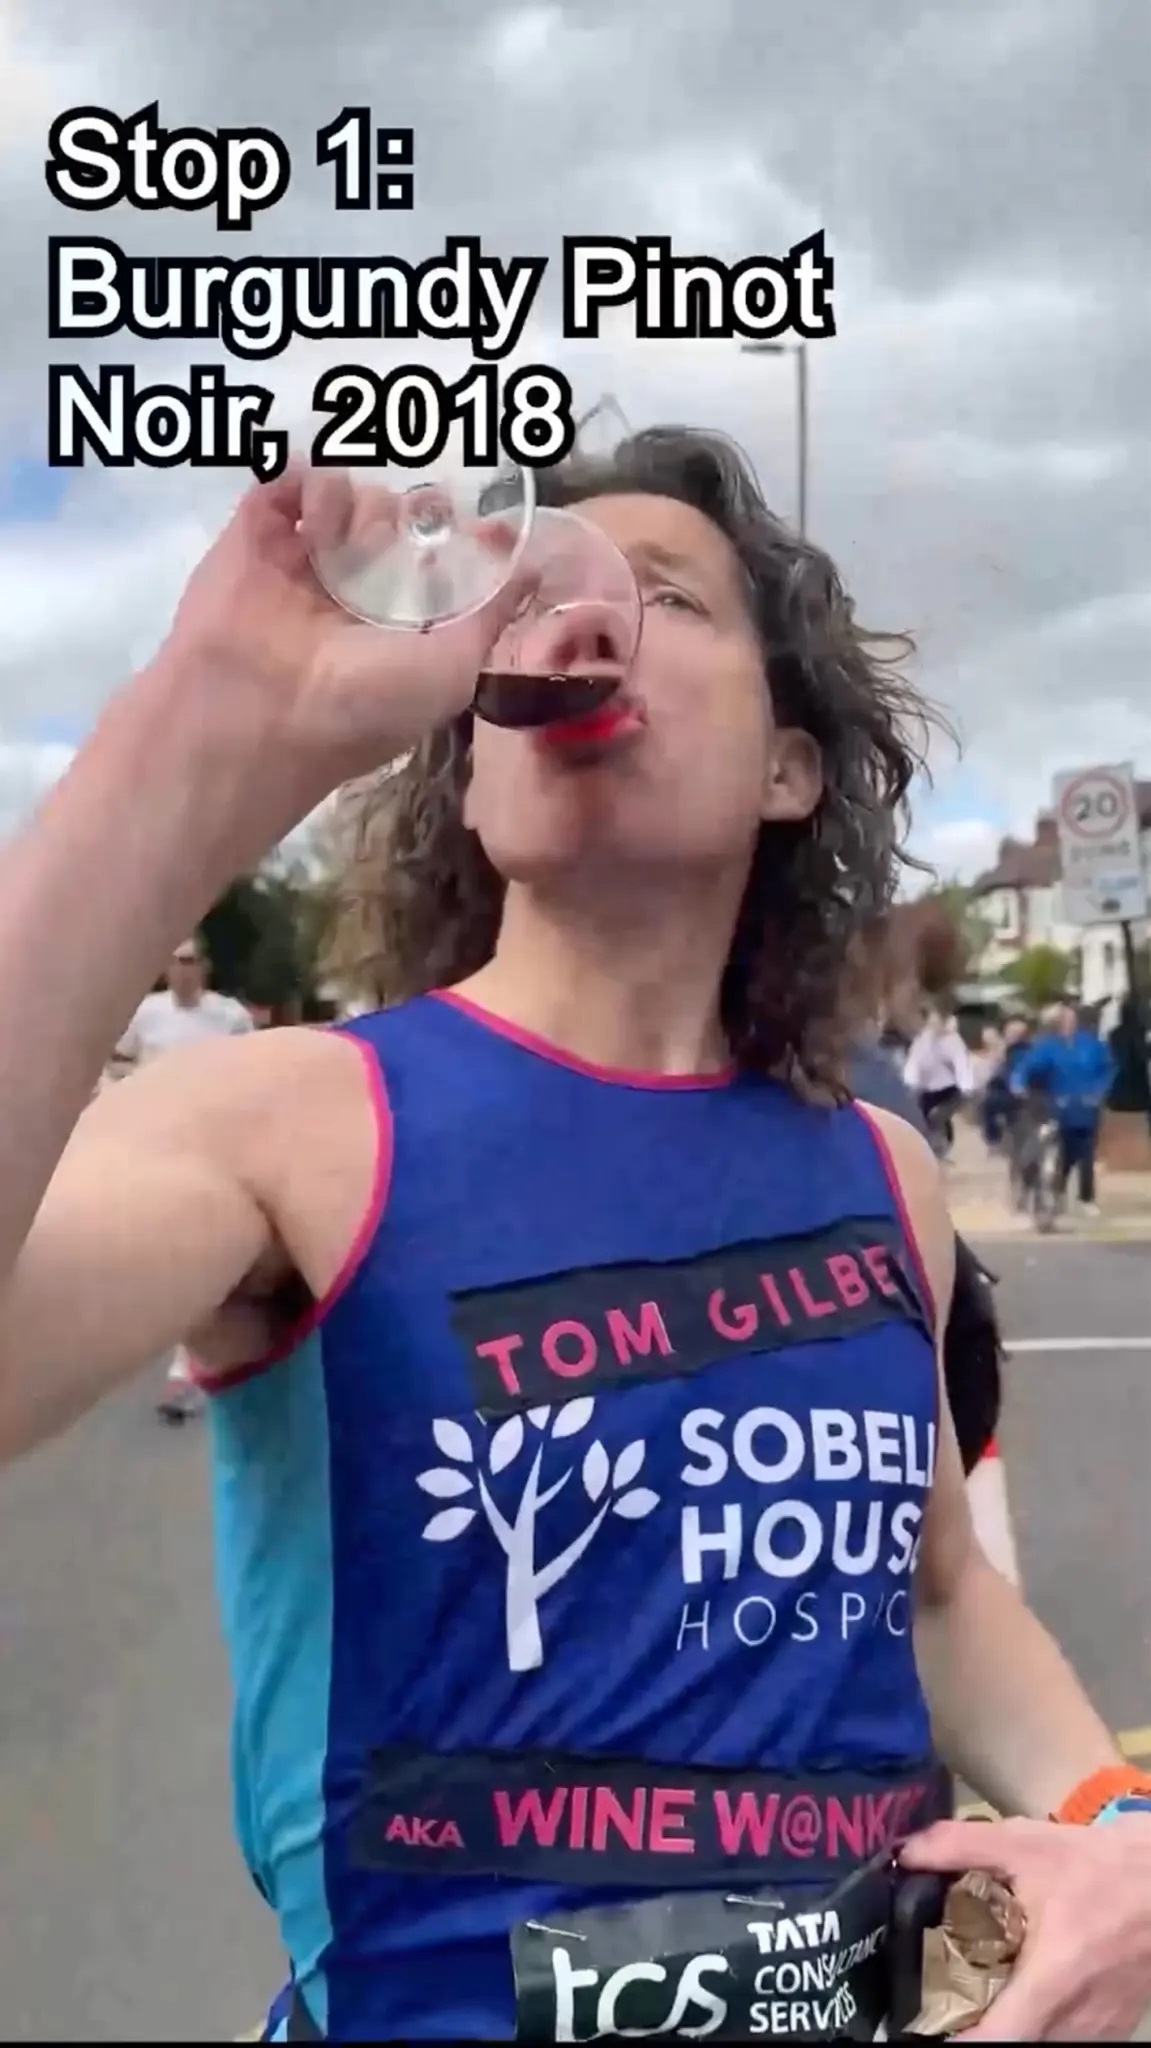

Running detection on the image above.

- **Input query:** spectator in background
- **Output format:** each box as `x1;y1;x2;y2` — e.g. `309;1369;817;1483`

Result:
985;1015;1034;1200
112;936;254;1418
1015;1000;1116;1218
903;1008;973;1156
113;936;253;1070
971;1022;1005;1148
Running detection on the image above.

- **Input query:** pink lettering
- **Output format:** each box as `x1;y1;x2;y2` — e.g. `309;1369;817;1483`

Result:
887;1784;924;1844
605;1300;673;1366
569;1784;589;1849
789;1266;836;1318
759;1272;793;1325
541;1320;597;1379
474;1334;524;1395
826;1795;865;1858
383;1814;464;1849
861;1244;898;1298
708;1289;759;1341
493;1786;568;1848
591;1785;646;1852
649;1787;696;1854
864;1790;897;1852
827;1253;869;1309
712;1789;781;1856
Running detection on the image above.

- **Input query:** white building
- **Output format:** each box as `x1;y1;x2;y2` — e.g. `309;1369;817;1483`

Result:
969;781;1151;1012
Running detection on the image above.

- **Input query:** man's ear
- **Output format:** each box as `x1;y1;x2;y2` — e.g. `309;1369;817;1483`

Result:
760;728;823;823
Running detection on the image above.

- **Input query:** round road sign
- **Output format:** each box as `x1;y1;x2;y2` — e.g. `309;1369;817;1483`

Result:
1057;768;1132;843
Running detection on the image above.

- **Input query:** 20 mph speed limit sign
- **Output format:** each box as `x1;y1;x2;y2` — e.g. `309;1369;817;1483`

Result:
1054;762;1148;925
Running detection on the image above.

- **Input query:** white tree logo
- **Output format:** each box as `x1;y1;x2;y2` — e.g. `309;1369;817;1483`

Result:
417;1399;659;1672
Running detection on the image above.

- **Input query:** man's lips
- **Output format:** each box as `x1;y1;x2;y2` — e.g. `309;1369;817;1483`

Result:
537;695;647;752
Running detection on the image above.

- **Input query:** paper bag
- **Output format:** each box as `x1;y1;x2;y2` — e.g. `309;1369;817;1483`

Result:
905;1868;1027;2035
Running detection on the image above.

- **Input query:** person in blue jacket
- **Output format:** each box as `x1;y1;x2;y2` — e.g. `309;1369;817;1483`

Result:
1015;1002;1116;1213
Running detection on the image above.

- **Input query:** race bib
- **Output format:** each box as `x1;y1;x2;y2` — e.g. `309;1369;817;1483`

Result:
511;1857;917;2042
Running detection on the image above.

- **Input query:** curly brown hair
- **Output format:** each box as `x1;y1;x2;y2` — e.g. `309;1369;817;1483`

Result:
324;427;940;1094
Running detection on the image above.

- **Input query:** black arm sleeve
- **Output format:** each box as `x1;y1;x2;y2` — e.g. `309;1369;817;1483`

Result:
849;1045;1003;1473
943;1240;1003;1474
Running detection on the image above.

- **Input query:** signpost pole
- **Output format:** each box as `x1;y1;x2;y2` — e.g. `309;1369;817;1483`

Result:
1119;919;1151;1136
1053;762;1150;1140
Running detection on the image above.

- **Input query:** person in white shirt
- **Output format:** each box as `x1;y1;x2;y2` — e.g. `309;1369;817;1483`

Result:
903;1009;974;1157
115;941;254;1068
112;937;254;1418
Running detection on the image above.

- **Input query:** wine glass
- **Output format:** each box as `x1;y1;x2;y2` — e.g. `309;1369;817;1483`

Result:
302;407;644;738
304;414;534;632
472;505;643;734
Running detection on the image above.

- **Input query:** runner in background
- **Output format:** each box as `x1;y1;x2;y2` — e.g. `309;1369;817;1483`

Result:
903;1009;974;1157
112;936;254;1420
1014;1001;1116;1220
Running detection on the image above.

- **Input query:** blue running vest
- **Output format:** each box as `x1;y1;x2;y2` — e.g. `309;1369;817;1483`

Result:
205;992;940;2040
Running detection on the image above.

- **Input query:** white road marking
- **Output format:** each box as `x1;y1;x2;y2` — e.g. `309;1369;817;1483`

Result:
1007;1337;1151;1352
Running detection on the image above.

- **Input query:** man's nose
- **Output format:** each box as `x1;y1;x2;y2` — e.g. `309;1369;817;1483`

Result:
511;599;634;677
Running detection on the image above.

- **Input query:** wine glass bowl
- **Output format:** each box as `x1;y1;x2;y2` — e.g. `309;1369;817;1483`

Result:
304;438;534;631
472;506;643;731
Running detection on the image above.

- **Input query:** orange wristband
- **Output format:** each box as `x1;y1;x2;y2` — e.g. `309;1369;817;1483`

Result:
1054;1763;1151;1825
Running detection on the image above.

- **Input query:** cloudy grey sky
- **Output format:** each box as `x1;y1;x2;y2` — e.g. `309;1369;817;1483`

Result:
1;0;1148;877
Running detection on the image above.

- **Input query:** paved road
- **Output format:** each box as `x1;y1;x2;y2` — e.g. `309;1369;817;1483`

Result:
0;1241;1148;2042
976;1235;1151;1743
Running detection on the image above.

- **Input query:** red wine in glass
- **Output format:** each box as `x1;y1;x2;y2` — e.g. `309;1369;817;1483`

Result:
304;451;642;738
472;507;642;733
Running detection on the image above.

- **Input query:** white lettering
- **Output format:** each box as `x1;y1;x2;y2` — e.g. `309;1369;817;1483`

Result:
681;1503;742;1583
886;1588;910;1637
888;1500;923;1576
864;1411;904;1481
733;1595;777;1646
681;1405;934;1488
676;1600;711;1650
831;1499;884;1575
751;1500;822;1578
733;1407;805;1485
749;1909;839;1954
661;1955;731;2037
595;1960;667;2037
552;1945;602;2043
840;1590;867;1637
903;1413;933;1487
680;1409;728;1486
811;1409;861;1480
792;1590;819;1641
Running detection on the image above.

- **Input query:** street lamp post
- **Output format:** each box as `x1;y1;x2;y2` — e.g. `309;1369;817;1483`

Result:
573;393;632;454
740;341;808;537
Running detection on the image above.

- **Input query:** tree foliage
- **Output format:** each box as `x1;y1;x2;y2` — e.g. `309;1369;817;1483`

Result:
995;942;1076;1011
200;852;338;1018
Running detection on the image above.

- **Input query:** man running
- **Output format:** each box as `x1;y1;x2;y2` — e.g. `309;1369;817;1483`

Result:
0;434;1148;2041
1015;1002;1116;1220
112;935;254;1418
903;1010;973;1158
